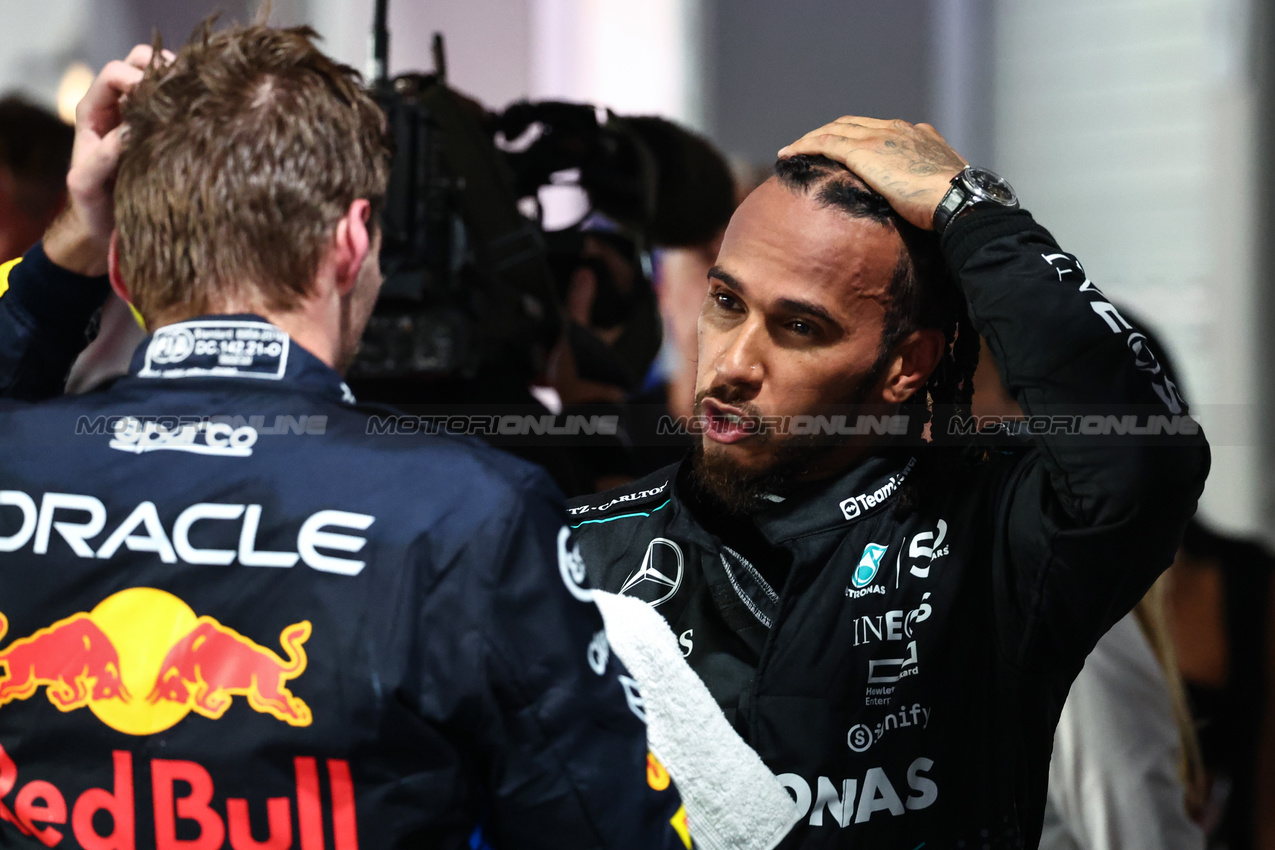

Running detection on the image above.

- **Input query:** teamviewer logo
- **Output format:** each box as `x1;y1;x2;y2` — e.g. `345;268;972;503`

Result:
853;543;888;588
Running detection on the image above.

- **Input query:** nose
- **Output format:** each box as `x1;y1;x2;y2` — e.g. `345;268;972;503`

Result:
710;318;764;397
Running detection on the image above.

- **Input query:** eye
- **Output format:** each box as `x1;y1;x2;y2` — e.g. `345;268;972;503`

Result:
709;290;742;312
785;319;817;338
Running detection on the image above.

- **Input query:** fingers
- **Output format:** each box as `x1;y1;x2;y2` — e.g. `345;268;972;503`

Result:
74;125;126;196
831;115;902;129
75;59;145;136
777;121;879;158
123;44;157;70
76;46;176;136
777;133;857;161
122;44;175;70
777;117;948;159
772;114;967;231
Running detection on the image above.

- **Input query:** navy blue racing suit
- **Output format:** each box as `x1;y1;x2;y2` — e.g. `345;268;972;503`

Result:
0;245;692;849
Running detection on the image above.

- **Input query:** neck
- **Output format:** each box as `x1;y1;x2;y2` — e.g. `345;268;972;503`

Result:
152;293;344;372
790;441;879;486
258;305;342;370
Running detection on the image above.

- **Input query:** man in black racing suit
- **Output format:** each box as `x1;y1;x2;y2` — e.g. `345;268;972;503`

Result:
0;29;690;850
566;120;1210;847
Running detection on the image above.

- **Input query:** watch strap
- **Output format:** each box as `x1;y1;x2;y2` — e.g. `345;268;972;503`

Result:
932;177;971;235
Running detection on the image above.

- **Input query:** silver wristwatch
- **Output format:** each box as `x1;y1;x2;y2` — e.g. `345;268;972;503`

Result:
932;166;1019;234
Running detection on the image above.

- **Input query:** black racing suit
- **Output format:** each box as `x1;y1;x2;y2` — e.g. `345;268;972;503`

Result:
0;247;690;849
567;208;1211;848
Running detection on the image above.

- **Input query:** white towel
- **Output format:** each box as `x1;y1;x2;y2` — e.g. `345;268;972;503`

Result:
593;591;800;850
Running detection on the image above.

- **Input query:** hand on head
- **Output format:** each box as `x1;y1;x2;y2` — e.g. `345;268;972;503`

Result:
778;116;966;231
45;45;174;275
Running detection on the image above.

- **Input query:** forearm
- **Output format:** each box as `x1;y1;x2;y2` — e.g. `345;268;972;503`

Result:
944;207;1209;524
43;203;110;277
0;241;109;400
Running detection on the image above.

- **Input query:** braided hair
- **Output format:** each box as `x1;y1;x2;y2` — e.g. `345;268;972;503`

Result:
772;154;980;447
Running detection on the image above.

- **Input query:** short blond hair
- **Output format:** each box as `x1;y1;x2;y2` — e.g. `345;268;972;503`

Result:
116;21;390;324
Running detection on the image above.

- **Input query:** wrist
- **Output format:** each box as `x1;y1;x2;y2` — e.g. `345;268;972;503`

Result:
42;205;109;277
932;167;1019;236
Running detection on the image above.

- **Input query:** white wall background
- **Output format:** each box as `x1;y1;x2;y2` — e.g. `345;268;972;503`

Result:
992;0;1260;535
306;0;703;125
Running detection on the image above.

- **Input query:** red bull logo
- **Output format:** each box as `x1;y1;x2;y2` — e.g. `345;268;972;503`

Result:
147;618;311;726
0;613;130;711
0;588;312;734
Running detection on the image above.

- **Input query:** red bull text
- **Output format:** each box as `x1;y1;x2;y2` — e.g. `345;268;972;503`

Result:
0;743;357;850
0;590;337;847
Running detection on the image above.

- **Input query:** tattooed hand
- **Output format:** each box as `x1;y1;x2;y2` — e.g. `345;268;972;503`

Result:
778;116;967;231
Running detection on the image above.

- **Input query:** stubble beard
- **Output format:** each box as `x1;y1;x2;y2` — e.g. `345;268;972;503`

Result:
689;353;894;515
691;433;836;515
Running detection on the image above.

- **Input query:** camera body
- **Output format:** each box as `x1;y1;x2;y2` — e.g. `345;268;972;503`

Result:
352;18;734;398
354;72;562;385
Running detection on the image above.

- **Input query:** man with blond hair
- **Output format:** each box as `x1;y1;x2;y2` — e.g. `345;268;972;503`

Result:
0;25;689;849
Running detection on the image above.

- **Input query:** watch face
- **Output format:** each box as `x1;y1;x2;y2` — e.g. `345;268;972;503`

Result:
964;167;1017;206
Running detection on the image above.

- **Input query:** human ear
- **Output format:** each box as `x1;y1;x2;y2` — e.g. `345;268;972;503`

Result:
107;232;149;330
333;199;372;296
880;328;945;404
107;231;128;303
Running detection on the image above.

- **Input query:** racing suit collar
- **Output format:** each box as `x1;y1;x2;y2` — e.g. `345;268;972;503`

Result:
754;450;919;541
677;449;919;544
126;314;357;404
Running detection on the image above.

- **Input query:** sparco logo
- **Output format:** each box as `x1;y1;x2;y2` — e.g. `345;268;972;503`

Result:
109;416;258;458
619;538;684;607
840;457;916;520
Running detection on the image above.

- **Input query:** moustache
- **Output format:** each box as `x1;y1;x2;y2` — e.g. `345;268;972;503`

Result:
693;387;775;440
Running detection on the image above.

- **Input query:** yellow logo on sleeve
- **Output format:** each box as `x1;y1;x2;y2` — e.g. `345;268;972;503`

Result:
0;256;21;299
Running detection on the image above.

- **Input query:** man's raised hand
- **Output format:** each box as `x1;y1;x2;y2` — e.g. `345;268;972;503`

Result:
46;45;173;275
778;116;967;231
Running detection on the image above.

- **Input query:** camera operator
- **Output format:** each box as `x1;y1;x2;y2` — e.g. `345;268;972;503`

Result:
0;28;691;849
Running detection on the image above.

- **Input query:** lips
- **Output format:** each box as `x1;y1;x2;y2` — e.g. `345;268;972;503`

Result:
700;398;759;445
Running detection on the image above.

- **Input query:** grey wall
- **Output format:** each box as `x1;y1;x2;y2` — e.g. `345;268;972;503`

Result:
1254;0;1275;529
0;0;259;109
111;0;256;51
701;0;933;165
